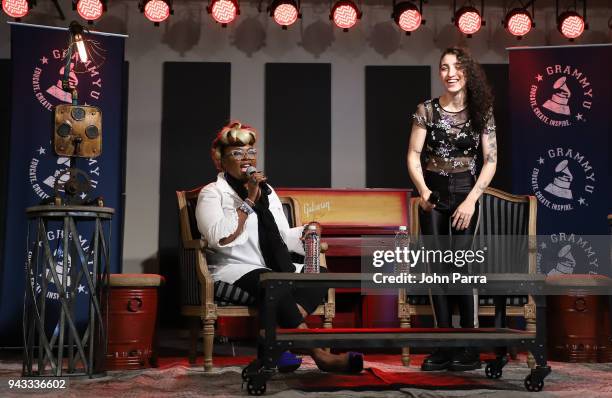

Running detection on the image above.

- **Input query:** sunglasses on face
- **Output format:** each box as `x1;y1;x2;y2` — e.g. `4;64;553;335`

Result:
225;148;257;160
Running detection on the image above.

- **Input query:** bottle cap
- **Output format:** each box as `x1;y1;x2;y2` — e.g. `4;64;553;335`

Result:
399;226;407;231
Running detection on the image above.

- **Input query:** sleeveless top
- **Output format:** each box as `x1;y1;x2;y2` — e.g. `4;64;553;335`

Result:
413;98;495;176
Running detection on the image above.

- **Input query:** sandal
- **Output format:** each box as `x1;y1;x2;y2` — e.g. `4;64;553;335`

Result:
346;351;364;374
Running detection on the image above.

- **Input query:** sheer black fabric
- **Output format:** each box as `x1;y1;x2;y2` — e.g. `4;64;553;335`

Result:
413;98;495;176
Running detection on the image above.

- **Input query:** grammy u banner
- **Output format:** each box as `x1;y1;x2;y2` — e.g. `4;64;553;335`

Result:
0;23;126;344
509;44;611;277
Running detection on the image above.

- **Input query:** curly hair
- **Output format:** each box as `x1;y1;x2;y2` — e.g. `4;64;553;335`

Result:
210;121;257;171
440;47;494;134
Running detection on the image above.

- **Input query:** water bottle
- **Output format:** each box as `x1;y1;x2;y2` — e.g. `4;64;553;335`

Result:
303;225;321;273
394;225;410;274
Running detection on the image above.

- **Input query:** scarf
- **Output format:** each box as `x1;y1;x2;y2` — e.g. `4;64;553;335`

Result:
224;172;296;273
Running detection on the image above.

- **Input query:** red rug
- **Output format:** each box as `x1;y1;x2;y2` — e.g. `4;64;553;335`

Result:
287;367;508;391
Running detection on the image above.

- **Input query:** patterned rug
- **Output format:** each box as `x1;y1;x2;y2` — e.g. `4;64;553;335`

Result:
3;354;612;397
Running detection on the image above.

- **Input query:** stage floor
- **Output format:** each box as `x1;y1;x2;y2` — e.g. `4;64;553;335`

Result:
2;330;612;397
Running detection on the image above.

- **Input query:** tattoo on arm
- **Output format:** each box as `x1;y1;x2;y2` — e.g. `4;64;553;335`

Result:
476;182;488;194
486;131;497;163
415;163;423;176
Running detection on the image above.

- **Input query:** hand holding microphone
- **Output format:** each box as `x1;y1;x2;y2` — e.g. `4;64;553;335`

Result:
420;190;439;212
246;166;271;200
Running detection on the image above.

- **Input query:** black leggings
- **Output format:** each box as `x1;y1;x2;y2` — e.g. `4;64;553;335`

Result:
233;267;328;328
419;170;479;328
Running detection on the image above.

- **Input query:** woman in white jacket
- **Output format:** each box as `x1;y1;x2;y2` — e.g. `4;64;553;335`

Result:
196;121;363;373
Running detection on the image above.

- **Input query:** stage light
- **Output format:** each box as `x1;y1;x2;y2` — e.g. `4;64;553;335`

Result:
454;6;482;36
330;0;361;31
557;11;585;39
69;21;89;63
392;1;423;34
208;0;239;26
270;0;300;29
74;34;88;62
76;0;104;22
504;8;533;38
143;0;171;24
2;0;30;19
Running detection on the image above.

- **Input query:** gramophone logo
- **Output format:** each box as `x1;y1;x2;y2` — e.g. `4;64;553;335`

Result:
31;41;105;112
530;147;595;212
27;233;92;301
528;64;592;127
536;233;600;275
28;142;102;200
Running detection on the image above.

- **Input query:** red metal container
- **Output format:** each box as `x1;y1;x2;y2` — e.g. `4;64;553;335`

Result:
547;294;609;362
106;274;164;370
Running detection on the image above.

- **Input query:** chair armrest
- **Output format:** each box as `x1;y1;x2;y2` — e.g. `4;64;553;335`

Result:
180;238;215;307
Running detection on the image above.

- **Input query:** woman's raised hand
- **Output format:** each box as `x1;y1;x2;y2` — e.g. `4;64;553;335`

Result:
247;171;267;202
419;190;436;212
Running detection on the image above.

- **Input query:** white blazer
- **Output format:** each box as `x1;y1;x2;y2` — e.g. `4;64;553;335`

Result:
195;173;305;284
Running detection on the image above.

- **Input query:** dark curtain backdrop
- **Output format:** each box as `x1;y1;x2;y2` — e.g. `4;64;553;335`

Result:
365;65;431;189
265;63;331;188
482;64;511;193
0;59;10;288
158;62;231;324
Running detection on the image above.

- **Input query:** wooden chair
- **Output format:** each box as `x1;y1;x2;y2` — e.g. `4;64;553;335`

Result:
176;187;335;371
398;187;537;367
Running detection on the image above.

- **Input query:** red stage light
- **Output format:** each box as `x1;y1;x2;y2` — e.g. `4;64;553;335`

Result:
77;0;104;21
2;0;28;18
210;0;238;25
393;2;421;33
144;0;170;23
331;0;360;30
505;8;532;37
558;11;585;40
455;6;481;36
272;1;299;27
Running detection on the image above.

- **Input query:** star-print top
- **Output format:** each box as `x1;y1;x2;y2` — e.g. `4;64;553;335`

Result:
413;98;496;176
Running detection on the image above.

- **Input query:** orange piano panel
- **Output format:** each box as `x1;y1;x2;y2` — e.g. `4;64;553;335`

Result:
275;188;411;235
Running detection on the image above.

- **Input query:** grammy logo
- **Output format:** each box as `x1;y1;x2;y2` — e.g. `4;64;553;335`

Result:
542;76;571;116
544;159;573;199
547;244;576;275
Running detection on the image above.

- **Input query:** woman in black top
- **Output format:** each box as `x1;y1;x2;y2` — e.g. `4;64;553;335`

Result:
407;47;497;371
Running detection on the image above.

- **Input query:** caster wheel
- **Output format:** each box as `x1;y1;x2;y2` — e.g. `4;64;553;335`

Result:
247;380;267;396
242;360;262;382
524;375;544;392
485;364;502;379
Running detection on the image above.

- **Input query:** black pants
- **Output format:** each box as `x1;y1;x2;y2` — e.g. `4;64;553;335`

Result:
234;267;328;328
419;170;479;329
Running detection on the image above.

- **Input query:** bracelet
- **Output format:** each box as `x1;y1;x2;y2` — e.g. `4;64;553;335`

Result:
238;202;254;215
244;198;256;207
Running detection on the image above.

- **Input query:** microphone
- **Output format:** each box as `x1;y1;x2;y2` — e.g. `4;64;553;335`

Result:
246;166;272;195
427;191;440;206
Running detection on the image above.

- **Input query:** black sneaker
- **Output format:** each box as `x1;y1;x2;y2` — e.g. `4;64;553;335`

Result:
421;348;453;371
448;348;481;371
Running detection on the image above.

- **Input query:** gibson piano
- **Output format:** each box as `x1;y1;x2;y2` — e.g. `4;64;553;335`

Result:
275;187;412;328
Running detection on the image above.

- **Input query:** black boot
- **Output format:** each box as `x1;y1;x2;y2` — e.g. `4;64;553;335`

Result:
421;348;453;371
449;348;481;371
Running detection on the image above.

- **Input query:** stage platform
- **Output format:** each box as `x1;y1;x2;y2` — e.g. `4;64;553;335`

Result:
1;329;611;397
